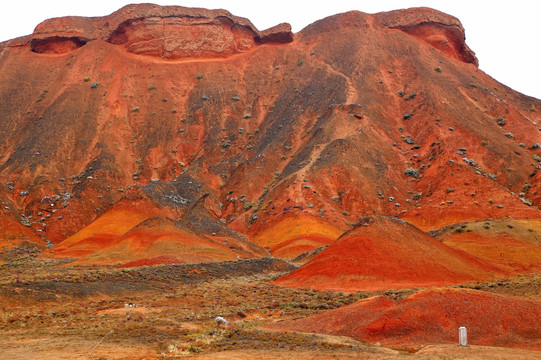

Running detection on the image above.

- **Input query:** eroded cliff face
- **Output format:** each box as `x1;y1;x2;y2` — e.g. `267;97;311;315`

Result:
376;7;478;65
0;5;540;267
27;4;292;58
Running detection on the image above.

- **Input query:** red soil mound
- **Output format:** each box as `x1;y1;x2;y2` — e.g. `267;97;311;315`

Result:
268;288;541;349
434;219;541;274
117;254;185;268
60;217;251;266
52;198;168;256
273;216;499;292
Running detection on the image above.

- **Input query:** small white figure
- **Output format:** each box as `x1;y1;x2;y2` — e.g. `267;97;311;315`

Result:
214;316;230;326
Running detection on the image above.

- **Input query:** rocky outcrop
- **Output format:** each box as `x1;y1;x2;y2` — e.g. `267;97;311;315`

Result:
27;3;293;58
376;7;478;65
14;5;476;64
258;23;294;43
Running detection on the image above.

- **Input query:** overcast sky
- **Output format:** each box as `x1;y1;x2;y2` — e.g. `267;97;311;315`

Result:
1;1;539;99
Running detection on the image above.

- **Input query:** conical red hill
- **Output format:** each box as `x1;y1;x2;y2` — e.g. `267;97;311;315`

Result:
51;196;173;258
273;216;499;292
267;288;541;349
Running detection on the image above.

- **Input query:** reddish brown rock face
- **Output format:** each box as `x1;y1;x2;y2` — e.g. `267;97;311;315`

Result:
30;36;87;54
376;7;478;66
109;17;257;59
27;4;291;59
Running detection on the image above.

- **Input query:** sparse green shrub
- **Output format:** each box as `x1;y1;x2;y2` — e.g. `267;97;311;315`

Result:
403;113;413;120
147;84;157;90
404;93;416;101
196;74;203;80
187;344;202;353
434;66;442;72
83;76;90;82
404;168;419;178
404;137;414;144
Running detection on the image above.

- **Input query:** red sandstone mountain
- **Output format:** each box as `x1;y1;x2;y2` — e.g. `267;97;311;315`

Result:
0;4;540;268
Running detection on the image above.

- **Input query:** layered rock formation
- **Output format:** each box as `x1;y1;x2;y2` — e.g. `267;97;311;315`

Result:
28;4;292;57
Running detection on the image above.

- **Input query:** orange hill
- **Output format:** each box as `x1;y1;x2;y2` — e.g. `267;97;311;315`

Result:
55;216;264;267
52;196;170;256
267;288;541;350
273;216;501;292
249;214;343;259
433;219;541;275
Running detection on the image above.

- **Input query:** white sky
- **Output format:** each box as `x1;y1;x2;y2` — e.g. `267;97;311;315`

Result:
1;1;539;99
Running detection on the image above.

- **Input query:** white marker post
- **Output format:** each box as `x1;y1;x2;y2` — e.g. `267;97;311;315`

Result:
459;326;468;346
